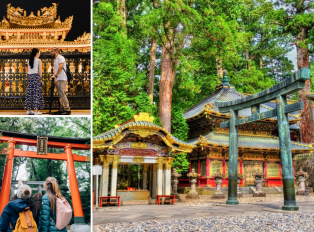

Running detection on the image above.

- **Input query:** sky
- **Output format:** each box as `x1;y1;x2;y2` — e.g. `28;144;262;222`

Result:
287;46;298;71
0;0;91;41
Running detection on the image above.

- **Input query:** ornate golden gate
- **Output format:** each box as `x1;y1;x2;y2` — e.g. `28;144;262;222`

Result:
243;161;263;186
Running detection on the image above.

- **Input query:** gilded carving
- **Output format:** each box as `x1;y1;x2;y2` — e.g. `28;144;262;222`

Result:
112;133;124;145
197;135;208;145
164;157;174;170
143;164;148;171
155;157;164;170
131;129;155;138
134;112;155;123
153;164;157;171
112;156;121;169
0;4;91;53
131;142;148;150
133;156;145;164
203;103;214;112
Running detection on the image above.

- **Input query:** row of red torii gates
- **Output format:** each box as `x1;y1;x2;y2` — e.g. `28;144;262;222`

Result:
0;130;91;231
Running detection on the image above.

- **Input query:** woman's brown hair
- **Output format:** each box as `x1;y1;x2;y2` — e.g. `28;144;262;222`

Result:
43;177;64;213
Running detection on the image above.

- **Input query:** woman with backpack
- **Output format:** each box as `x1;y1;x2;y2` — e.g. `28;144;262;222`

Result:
38;177;70;232
0;183;37;232
24;47;45;115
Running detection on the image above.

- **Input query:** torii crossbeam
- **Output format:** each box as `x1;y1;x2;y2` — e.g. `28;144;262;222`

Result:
0;130;90;226
215;67;311;210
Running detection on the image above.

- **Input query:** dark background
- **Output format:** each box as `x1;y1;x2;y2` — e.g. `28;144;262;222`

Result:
0;0;91;41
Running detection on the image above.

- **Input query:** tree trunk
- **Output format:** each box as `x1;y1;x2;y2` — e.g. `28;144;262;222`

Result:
148;38;157;104
117;0;126;29
216;58;223;77
297;28;314;144
159;45;174;133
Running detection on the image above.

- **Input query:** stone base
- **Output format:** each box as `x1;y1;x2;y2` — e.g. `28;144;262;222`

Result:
237;191;243;198
171;193;180;200
282;205;299;211
149;198;157;204
212;192;225;199
122;200;149;205
297;190;306;195
70;224;91;232
253;192;266;197
186;193;200;199
226;199;239;205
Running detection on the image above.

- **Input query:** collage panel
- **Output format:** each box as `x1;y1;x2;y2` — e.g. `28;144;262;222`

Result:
0;0;93;232
0;117;91;231
92;0;314;232
0;0;91;116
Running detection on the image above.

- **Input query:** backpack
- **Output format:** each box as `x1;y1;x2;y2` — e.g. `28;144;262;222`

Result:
50;195;72;230
62;63;73;84
10;208;37;232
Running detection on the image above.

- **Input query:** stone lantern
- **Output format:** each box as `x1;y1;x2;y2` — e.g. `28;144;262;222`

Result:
186;168;201;199
212;169;225;199
171;167;181;199
296;168;308;195
252;169;266;197
237;173;244;198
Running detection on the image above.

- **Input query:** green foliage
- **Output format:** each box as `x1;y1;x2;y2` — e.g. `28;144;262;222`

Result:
170;106;189;173
93;2;152;136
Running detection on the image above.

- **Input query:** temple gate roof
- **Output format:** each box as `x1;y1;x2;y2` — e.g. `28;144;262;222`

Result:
183;73;299;124
93;113;195;154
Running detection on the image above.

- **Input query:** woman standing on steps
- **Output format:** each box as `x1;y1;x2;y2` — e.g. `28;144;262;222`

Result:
24;48;45;115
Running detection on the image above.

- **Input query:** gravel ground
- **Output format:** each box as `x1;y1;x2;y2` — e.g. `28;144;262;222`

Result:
176;193;314;206
100;212;314;232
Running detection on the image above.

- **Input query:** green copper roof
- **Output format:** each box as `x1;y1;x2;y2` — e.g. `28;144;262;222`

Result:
187;131;312;152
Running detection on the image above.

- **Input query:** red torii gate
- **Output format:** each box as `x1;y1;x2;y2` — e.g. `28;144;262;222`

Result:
0;130;90;229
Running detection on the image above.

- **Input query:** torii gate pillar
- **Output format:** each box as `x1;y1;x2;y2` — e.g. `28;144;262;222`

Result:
0;139;16;215
276;95;299;211
65;145;91;232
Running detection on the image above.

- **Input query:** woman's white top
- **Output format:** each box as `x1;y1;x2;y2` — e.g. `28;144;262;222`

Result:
28;57;40;74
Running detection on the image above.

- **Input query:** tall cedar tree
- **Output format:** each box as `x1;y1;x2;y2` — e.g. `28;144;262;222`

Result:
268;0;314;144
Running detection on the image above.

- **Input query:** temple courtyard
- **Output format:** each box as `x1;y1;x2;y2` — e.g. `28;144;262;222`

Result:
93;194;314;231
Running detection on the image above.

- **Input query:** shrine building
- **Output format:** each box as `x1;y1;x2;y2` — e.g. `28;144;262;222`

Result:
93;113;195;205
179;73;313;188
0;3;91;110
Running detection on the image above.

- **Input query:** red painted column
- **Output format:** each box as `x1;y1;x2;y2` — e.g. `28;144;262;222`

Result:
0;139;16;215
222;159;226;175
65;145;85;223
264;161;267;178
239;160;243;186
206;158;210;186
197;159;201;186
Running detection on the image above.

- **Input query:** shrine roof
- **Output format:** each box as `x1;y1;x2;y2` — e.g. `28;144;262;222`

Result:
187;131;312;153
183;83;298;123
0;130;90;144
0;3;71;29
93;113;195;153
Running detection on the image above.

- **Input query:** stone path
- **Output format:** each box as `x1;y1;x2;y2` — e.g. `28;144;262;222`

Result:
93;197;314;231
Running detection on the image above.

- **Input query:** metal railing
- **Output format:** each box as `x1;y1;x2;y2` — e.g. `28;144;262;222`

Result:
0;52;91;110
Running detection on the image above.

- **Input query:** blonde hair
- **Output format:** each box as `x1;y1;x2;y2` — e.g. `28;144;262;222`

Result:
44;177;64;213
